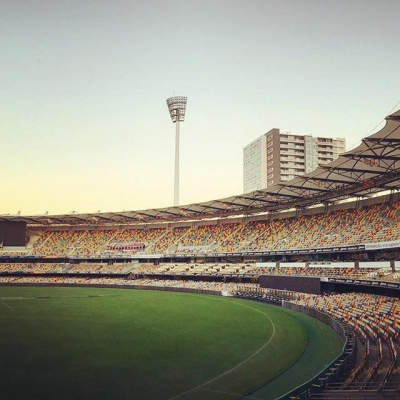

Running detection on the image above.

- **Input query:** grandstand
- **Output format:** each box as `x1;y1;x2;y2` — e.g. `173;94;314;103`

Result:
1;109;400;399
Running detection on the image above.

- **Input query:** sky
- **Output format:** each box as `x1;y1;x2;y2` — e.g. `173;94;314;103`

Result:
1;0;400;216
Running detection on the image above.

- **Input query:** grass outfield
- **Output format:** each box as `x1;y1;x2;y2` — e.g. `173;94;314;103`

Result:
0;286;343;399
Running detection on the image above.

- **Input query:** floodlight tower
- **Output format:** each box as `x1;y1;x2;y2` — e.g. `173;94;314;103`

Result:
166;96;187;206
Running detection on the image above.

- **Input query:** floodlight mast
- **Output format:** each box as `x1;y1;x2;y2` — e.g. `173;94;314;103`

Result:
166;96;187;206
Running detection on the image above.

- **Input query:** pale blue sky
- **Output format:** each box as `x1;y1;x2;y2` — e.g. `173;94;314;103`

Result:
1;0;399;215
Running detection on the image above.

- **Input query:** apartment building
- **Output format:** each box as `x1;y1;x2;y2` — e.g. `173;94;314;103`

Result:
243;128;345;193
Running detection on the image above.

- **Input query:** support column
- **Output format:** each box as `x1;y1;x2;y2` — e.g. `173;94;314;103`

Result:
174;120;180;206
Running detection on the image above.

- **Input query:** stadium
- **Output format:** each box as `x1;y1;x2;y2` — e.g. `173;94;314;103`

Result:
1;108;400;400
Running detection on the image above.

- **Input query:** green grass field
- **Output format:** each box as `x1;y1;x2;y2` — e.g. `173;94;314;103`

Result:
0;286;343;399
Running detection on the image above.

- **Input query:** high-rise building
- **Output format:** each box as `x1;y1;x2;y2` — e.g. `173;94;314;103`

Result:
243;128;345;193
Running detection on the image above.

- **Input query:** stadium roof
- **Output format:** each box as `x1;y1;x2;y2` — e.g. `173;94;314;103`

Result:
2;109;400;227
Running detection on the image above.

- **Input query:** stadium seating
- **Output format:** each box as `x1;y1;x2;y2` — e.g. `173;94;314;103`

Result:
21;200;400;258
290;292;400;392
1;198;400;399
